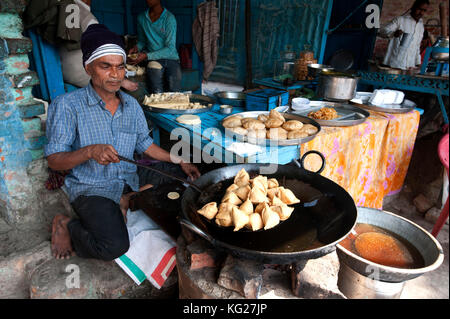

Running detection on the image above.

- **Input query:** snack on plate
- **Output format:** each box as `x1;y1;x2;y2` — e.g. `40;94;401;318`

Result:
223;109;317;141
142;93;207;110
197;168;300;231
308;107;338;120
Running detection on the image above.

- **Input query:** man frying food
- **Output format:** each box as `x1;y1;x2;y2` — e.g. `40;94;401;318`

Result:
44;24;200;260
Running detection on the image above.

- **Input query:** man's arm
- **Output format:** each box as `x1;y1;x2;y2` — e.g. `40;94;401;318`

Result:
47;144;119;171
378;17;402;38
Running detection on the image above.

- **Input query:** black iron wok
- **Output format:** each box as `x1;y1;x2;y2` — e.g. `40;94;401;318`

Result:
180;156;357;264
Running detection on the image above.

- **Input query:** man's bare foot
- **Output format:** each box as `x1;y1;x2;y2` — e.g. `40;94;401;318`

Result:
51;215;74;259
120;185;153;223
121;79;139;92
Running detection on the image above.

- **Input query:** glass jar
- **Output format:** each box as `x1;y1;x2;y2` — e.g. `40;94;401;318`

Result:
273;51;297;84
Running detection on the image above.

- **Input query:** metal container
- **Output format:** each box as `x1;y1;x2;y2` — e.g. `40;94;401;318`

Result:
307;64;334;78
336;207;444;299
431;36;449;61
214;91;246;107
219;105;233;114
317;72;359;102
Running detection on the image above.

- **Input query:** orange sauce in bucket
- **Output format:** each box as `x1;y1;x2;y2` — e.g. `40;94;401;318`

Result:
339;223;425;269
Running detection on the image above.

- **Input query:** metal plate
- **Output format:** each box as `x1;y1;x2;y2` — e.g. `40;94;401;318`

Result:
221;111;321;146
141;94;215;114
289;103;370;127
214;91;246;107
354;99;417;114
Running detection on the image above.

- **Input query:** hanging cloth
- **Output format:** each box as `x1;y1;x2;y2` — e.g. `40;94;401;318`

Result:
192;0;220;81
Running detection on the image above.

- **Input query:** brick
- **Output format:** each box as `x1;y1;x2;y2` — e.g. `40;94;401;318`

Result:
29;148;44;161
18;102;45;119
9;71;39;89
24;134;47;151
0;13;24;39
0;0;28;14
186;239;223;271
413;194;434;214
3;38;33;55
3;54;30;75
21;117;42;136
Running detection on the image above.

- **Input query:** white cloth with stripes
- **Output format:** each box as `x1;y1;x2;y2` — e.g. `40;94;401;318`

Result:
115;209;177;288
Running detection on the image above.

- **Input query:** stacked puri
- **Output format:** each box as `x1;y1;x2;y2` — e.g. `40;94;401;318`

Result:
223;109;318;141
197;168;301;232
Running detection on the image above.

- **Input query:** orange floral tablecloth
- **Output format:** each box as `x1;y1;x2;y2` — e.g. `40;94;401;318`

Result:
300;110;420;209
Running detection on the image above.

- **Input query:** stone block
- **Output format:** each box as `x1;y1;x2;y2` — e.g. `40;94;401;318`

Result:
29;256;178;299
0;241;52;298
291;252;345;299
425;206;446;224
413;194;434;214
217;255;264;299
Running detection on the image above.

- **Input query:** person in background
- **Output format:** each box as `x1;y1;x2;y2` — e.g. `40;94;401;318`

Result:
128;0;182;93
378;0;430;70
59;0;138;92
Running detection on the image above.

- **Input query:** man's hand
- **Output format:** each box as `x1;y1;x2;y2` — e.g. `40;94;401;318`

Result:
128;52;147;66
180;162;201;181
393;30;403;38
88;144;120;165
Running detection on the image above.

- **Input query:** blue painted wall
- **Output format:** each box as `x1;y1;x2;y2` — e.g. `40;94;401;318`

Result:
323;0;383;71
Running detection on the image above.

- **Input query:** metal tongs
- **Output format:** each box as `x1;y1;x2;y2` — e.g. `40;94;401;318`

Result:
118;155;202;193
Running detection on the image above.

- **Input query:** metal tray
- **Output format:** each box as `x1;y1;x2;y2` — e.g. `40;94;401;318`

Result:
141;94;215;114
353;99;417;114
221;111;321;146
289;103;370;127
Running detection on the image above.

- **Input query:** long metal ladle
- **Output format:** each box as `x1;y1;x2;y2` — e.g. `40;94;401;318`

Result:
118;155;203;193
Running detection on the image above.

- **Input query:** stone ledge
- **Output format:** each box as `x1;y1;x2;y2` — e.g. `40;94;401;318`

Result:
30;255;178;299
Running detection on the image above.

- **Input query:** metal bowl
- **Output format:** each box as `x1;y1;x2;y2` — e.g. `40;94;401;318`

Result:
432;52;449;61
336;207;444;298
214;91;246;107
307;64;334;78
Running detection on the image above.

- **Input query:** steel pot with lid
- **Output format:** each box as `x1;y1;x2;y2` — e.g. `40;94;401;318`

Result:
317;71;359;102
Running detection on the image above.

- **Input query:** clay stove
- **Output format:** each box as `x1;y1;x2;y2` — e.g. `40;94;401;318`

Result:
176;228;346;299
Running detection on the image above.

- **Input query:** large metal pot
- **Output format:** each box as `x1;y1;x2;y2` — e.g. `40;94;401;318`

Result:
317;72;359;102
336;207;444;299
179;158;357;264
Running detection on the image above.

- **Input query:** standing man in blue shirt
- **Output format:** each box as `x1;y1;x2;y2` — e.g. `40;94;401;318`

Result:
45;24;200;260
128;0;182;93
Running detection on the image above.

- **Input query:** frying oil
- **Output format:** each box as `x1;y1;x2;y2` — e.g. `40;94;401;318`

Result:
339;223;425;269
